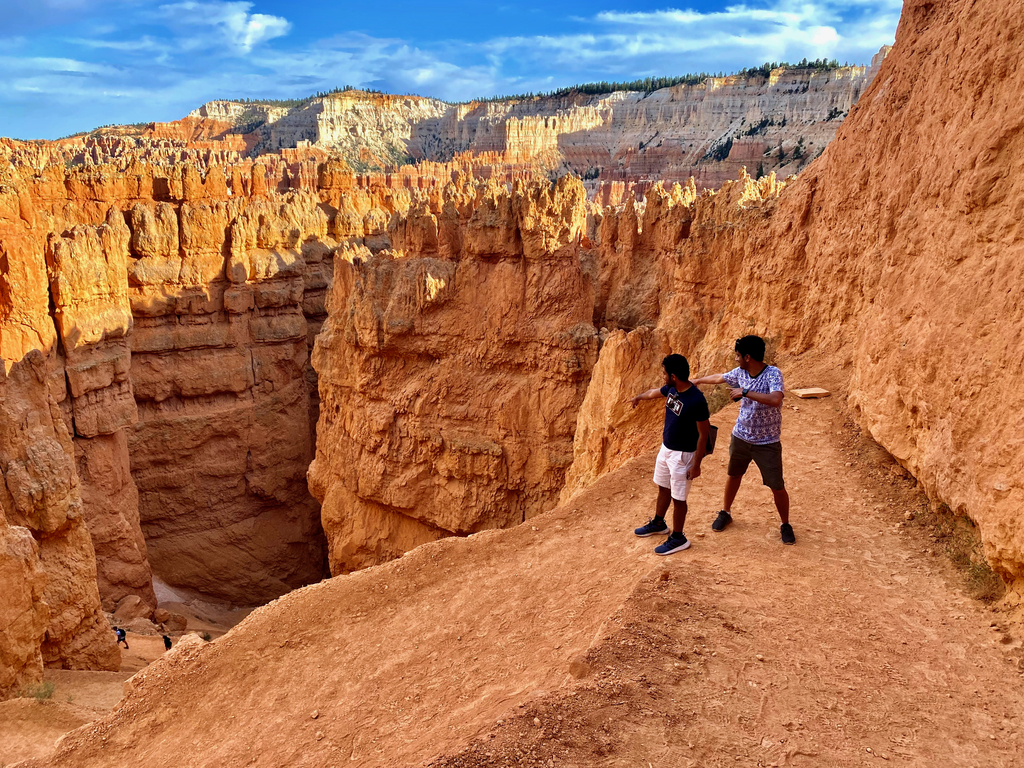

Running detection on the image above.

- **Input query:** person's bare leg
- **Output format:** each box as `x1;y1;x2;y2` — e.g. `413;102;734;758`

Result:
772;488;790;524
671;498;688;534
723;475;743;512
655;485;671;519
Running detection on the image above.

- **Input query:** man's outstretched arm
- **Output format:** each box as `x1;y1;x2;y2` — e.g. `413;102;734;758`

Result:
628;387;666;409
691;373;726;386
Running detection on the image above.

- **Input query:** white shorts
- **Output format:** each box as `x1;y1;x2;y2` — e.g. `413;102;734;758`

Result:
653;444;696;501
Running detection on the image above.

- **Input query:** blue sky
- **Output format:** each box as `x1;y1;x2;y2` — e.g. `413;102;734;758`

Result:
1;0;902;140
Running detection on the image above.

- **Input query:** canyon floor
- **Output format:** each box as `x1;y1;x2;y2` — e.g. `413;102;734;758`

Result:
0;602;250;765
4;393;1023;767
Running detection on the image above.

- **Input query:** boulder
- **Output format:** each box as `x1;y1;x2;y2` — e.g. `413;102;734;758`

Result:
113;595;153;622
164;613;188;633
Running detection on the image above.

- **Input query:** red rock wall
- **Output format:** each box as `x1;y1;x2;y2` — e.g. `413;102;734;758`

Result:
562;0;1024;598
1;174;120;696
308;176;598;573
3;162;399;608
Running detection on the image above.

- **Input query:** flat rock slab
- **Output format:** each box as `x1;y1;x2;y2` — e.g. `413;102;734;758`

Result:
791;387;831;398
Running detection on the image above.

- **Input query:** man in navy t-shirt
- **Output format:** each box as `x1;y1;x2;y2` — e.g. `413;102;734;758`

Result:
628;354;711;555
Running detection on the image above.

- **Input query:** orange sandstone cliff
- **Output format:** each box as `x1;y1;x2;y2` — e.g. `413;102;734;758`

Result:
308;177;596;572
1;174;121;698
12;0;1023;754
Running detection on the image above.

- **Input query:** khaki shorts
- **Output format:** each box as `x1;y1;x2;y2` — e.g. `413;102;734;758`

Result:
727;435;785;490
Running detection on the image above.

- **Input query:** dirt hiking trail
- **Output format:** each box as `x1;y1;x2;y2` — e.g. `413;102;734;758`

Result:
432;399;1023;767
16;395;1024;767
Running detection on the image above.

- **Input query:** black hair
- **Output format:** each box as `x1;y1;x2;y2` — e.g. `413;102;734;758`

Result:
735;335;766;362
662;354;690;381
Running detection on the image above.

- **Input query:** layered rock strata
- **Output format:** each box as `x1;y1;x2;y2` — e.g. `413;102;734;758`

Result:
308;176;597;573
6;56;886;201
1;176;120;696
123;189;330;602
2;161;403;619
45;208;155;611
206;60;881;188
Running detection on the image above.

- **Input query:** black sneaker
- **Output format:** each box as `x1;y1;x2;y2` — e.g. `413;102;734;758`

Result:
711;510;733;532
654;533;691;555
781;523;796;545
634;517;669;538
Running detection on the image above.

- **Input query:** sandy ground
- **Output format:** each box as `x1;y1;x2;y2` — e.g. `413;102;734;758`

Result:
5;394;1023;766
431;397;1023;767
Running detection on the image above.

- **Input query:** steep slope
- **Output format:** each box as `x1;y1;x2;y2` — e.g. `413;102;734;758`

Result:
25;406;1024;767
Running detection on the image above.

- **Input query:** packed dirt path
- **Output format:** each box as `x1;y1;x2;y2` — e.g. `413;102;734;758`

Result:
437;397;1024;767
16;393;1024;767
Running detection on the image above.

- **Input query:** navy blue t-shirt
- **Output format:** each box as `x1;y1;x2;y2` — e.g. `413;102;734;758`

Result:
660;384;711;452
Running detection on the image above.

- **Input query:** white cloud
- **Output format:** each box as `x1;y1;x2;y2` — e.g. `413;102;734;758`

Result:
157;1;290;54
70;35;165;52
486;0;903;78
0;0;902;139
0;55;120;76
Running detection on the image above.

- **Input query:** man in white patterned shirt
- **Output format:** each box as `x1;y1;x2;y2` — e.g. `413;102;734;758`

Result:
691;335;794;545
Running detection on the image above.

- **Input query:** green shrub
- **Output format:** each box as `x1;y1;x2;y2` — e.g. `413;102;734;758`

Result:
20;680;55;701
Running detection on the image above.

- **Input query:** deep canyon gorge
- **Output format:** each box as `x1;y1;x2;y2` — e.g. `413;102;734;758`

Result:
1;0;1024;763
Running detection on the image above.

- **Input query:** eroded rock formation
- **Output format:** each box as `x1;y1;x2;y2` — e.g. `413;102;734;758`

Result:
558;0;1024;596
1;160;377;693
4;56;886;203
305;0;1024;596
123;189;329;602
308;176;597;572
4;0;1024;708
45;207;155;611
1;176;121;694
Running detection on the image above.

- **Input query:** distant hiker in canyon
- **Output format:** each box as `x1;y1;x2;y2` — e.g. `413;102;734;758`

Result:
114;627;129;649
691;335;795;545
629;354;711;555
